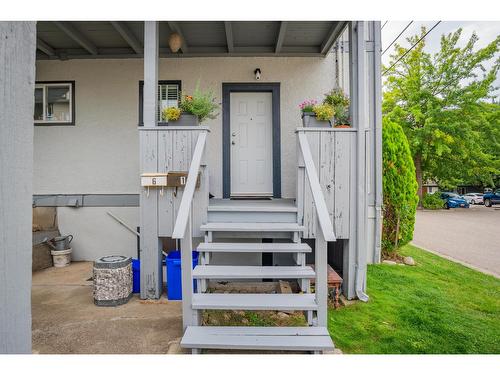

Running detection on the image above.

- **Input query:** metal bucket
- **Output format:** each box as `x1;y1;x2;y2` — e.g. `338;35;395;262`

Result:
50;235;73;251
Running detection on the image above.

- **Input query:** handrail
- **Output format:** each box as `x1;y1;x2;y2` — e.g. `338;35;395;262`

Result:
172;131;208;239
297;132;336;242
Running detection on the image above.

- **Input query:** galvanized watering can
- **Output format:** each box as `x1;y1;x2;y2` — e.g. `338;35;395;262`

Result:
47;235;73;251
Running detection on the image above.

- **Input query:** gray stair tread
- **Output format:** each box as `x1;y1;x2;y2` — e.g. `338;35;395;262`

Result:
208;198;297;212
200;222;304;232
193;265;315;279
181;326;334;351
197;242;311;253
192;293;317;310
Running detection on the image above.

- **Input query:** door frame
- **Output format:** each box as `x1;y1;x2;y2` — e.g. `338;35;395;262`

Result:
222;82;281;199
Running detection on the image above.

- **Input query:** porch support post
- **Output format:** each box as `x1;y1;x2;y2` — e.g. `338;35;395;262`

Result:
367;21;383;264
0;21;36;353
139;21;162;299
344;21;369;301
352;21;369;302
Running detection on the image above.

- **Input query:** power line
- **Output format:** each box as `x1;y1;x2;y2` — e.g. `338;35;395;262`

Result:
382;21;414;56
382;21;442;76
381;21;388;30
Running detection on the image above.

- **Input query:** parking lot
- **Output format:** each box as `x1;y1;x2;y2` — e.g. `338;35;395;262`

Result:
413;205;500;278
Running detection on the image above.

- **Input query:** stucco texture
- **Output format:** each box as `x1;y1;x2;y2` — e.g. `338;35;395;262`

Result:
34;56;335;197
34;56;335;260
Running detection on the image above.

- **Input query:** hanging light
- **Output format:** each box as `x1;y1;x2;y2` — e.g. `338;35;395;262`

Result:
168;32;183;53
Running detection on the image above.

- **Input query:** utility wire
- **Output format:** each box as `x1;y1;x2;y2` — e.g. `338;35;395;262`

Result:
382;21;442;76
381;21;388;30
382;21;414;56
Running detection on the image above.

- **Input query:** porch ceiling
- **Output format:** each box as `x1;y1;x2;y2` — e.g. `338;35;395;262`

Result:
36;21;347;60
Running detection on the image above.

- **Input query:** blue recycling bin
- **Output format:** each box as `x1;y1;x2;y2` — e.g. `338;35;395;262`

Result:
166;250;199;300
132;259;141;293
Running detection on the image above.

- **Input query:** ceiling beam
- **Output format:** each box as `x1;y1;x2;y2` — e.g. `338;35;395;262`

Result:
167;22;189;53
275;21;288;54
53;21;98;55
320;21;347;55
224;21;234;53
110;21;143;54
37;38;55;56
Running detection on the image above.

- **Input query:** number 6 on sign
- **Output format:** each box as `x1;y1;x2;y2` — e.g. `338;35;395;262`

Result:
140;173;169;197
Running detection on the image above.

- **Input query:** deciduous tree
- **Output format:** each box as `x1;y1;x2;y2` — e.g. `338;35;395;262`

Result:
383;28;500;201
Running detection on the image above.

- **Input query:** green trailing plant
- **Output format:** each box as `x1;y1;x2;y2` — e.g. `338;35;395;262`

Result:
324;89;350;125
422;192;445;210
180;83;219;123
324;88;350;107
334;105;350;125
382;119;419;255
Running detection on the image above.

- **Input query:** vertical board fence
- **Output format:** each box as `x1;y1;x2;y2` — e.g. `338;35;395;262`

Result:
296;128;355;239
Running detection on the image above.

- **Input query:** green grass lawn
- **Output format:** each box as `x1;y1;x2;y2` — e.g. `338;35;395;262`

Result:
328;244;500;354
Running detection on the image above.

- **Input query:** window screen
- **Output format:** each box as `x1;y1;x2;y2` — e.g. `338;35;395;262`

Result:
139;80;181;125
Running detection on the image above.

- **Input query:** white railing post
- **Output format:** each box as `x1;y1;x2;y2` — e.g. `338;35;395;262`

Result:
297;130;336;328
180;210;196;330
315;216;328;327
172;131;207;330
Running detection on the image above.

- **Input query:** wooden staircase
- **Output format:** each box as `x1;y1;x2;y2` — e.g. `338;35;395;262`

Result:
179;199;335;353
168;131;336;353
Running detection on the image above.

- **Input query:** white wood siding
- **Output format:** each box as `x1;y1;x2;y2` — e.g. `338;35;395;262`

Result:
155;128;209;238
297;129;354;239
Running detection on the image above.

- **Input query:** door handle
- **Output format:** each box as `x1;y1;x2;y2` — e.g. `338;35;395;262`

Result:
231;141;236;145
232;132;236;137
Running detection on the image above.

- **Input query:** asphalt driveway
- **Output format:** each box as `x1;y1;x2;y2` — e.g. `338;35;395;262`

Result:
413;205;500;278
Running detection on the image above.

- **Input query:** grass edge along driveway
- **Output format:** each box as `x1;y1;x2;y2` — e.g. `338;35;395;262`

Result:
328;244;500;354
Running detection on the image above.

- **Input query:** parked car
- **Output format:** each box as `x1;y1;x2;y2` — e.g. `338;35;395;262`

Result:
483;190;500;207
440;192;470;209
463;193;484;205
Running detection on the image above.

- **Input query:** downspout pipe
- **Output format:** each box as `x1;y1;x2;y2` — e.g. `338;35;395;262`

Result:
373;21;383;264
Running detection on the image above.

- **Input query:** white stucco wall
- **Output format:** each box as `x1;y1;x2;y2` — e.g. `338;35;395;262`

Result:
34;56;335;260
35;56;335;197
57;207;139;261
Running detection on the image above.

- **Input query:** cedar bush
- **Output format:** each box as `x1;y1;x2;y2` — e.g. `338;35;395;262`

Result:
382;119;419;255
422;192;445;209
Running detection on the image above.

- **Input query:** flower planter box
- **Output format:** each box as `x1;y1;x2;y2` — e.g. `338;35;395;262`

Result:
301;112;331;128
168;114;199;126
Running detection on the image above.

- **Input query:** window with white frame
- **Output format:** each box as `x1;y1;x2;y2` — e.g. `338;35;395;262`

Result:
139;80;181;125
34;82;75;125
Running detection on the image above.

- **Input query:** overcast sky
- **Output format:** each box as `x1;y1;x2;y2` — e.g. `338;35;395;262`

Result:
381;21;500;96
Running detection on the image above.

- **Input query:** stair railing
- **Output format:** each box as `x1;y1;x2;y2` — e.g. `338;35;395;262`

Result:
297;131;336;327
172;131;208;330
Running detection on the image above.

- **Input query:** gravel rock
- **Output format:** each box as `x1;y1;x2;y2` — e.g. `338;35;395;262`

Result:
277;312;289;319
403;256;416;266
382;260;397;265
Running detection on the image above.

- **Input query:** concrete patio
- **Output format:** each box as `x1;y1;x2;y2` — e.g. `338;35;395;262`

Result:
32;262;184;354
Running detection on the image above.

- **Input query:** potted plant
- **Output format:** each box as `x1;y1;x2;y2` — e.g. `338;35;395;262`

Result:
332;104;351;128
299;100;334;127
323;89;351;128
163;83;219;126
